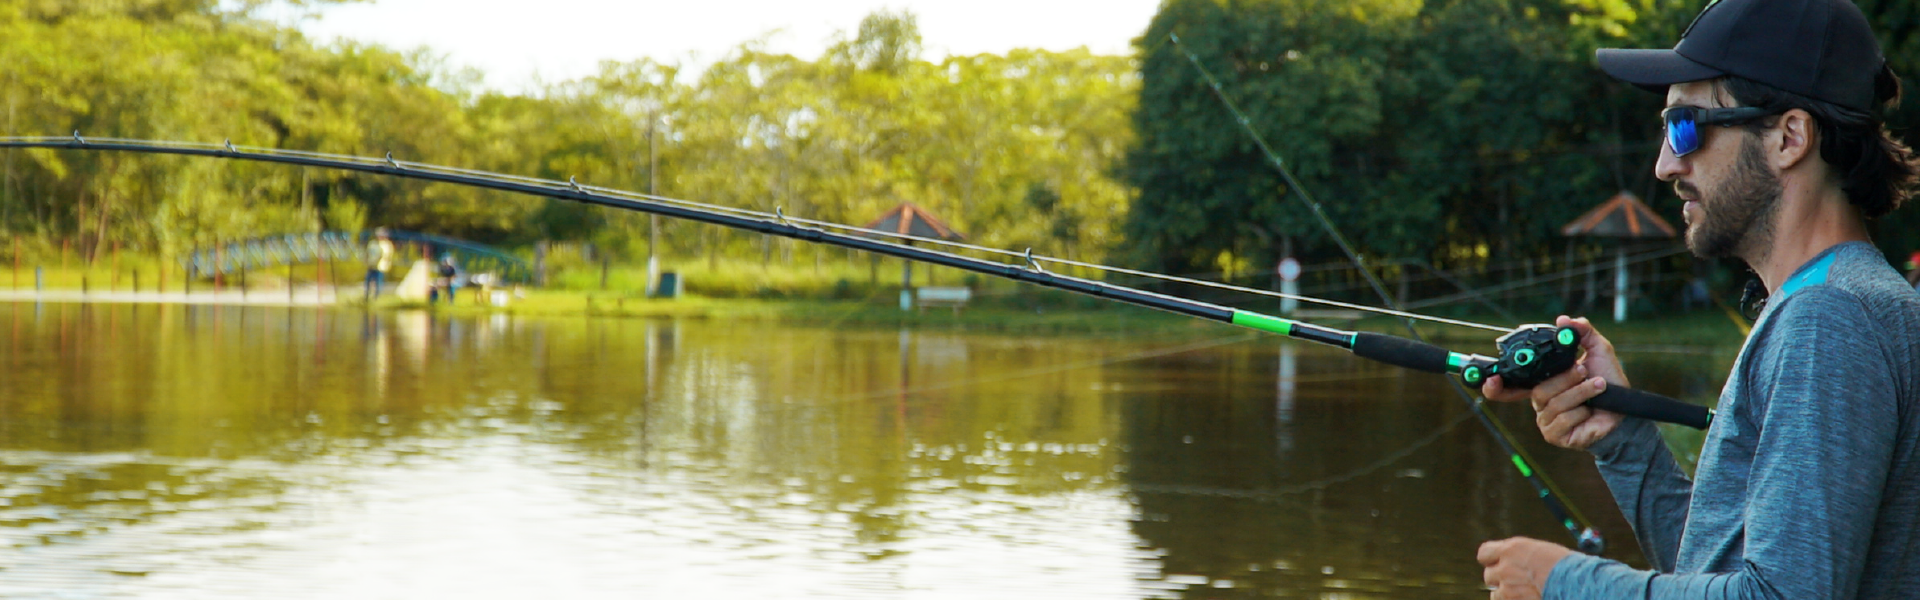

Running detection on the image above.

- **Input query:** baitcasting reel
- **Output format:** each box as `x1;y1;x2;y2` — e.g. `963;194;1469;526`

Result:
1457;324;1580;389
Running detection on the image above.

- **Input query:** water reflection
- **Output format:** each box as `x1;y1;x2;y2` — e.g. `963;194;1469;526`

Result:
0;303;1725;598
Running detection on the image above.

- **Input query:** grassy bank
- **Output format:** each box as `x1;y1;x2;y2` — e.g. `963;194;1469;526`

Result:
11;253;1752;348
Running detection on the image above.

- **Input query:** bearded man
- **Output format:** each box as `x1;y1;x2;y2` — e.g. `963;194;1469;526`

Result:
1473;0;1920;597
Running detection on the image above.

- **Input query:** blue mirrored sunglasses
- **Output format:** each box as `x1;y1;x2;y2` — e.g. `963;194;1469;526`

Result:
1661;106;1778;157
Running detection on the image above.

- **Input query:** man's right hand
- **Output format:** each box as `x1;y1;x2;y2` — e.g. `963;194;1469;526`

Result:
1479;316;1629;451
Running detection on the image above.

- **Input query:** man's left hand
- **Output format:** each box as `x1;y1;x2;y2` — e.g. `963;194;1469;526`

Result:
1478;537;1573;600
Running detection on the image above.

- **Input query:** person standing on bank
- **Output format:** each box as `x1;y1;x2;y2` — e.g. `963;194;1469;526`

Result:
364;227;395;303
1474;0;1920;597
430;253;459;305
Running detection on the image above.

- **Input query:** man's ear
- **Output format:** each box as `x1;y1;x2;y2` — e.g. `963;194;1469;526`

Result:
1772;108;1818;171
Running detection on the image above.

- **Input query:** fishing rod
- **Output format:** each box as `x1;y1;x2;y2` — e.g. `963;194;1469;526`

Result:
2;135;1712;548
0;135;1711;428
1160;31;1712;554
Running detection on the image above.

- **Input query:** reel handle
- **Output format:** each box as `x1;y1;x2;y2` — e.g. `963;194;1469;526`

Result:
1463;325;1714;430
1585;384;1714;430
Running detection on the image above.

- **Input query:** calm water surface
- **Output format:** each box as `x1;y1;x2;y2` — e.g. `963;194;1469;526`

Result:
0;302;1726;598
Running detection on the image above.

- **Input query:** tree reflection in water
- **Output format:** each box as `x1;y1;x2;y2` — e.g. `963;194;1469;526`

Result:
0;302;1718;598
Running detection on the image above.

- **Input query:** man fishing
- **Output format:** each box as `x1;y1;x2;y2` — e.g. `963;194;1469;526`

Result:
1474;0;1920;597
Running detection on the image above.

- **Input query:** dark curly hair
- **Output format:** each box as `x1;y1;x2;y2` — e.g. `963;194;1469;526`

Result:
1717;69;1919;218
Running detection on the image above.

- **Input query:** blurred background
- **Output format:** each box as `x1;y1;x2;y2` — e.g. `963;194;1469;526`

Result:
4;0;1915;307
0;0;1911;597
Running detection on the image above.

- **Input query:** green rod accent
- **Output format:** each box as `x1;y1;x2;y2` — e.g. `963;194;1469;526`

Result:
1230;311;1295;336
1510;455;1534;478
1447;353;1468;372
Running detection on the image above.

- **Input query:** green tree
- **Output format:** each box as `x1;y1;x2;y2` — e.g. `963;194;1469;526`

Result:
1122;0;1696;280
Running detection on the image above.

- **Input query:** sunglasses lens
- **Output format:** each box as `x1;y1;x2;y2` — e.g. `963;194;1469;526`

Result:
1666;110;1699;156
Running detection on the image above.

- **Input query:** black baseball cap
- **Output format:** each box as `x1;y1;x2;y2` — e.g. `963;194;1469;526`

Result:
1596;0;1887;112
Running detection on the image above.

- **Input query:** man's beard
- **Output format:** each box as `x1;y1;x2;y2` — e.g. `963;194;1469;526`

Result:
1684;136;1782;260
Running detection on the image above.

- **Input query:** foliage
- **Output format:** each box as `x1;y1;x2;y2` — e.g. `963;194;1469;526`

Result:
1122;0;1920;293
5;0;1919;289
1123;0;1702;277
0;2;1138;271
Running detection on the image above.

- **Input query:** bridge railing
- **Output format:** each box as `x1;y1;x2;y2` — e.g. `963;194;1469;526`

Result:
185;231;530;284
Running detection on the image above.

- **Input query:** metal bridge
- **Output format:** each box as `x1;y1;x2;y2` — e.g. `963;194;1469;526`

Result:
185;230;531;283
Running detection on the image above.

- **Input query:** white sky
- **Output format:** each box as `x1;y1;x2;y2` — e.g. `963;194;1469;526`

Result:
291;0;1164;94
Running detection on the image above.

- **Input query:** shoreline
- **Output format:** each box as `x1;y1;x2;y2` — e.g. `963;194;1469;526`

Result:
0;286;342;306
0;287;1751;352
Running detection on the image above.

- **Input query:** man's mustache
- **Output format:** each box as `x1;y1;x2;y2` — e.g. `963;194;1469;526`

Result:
1675;180;1701;200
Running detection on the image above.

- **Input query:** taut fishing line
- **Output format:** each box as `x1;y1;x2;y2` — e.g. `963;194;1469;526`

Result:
1164;32;1616;552
2;132;1720;555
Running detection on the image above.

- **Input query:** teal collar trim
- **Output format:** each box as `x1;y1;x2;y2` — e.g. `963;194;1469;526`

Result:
1777;249;1841;301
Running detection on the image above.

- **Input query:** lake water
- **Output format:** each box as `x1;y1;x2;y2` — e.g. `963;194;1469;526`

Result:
0;302;1725;598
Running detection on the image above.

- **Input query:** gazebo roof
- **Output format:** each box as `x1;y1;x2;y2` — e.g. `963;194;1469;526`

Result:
861;202;965;241
1561;191;1677;239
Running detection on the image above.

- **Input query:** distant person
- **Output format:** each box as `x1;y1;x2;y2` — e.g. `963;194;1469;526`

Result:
364;228;395;303
1475;0;1920;597
430;253;460;304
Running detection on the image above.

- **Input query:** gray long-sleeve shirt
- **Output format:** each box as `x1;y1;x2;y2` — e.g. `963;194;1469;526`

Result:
1547;242;1920;599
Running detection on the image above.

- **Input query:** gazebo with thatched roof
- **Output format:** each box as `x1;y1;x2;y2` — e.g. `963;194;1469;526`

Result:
861;203;966;310
1561;191;1678;322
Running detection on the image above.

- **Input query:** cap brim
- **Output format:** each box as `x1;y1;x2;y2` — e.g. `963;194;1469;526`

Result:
1596;48;1725;93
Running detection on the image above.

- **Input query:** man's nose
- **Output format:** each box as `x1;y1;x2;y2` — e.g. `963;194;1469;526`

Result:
1654;139;1688;182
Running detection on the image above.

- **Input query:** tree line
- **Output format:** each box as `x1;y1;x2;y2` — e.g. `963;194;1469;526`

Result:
1125;0;1920;290
6;0;1918;302
0;0;1136;271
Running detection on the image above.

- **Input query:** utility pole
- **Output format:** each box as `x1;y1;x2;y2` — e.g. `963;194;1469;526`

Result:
4;92;14;228
647;113;661;297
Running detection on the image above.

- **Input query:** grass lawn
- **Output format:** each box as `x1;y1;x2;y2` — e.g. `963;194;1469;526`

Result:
11;252;1751;351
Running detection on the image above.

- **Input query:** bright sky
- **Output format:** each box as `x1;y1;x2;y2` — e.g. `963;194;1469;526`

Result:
293;0;1164;94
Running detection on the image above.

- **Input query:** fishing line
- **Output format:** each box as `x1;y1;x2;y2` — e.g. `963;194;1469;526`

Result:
1167;33;1605;552
1127;408;1475;501
0;135;1508;333
2;136;1713;554
777;333;1262;413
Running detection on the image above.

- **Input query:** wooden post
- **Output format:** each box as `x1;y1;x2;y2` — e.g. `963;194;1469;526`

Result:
534;241;547;287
